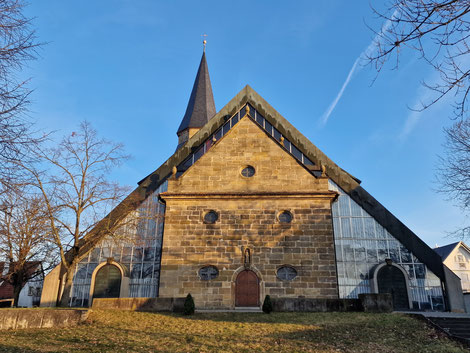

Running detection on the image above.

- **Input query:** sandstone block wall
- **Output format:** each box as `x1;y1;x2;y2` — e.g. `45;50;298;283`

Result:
159;116;338;309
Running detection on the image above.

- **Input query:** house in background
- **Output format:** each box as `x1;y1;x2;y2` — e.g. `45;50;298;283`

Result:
0;262;44;307
435;242;470;293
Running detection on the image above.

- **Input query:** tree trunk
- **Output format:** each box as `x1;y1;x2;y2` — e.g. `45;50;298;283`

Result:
59;265;75;307
12;283;22;307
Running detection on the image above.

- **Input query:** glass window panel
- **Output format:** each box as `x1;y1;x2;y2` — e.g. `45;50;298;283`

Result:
231;114;239;126
132;247;144;262
121;247;133;262
354;241;366;262
332;201;340;218
336;262;345;279
153;266;160;280
291;144;302;161
283;139;291;151
131;263;142;279
338;195;350;217
240;106;246;117
356;263;369;280
86;263;98;279
351;218;363;238
263;120;272;136
363;218;375;238
400;245;412;263
332;218;341;237
335;243;343;262
341;218;352;238
388;241;400;263
303;156;314;166
144;246;156;262
366;240;378;263
100;247;111;260
414;264;426;279
89;248;100;262
375;224;386;239
214;129;222;141
193;146;204;163
377;240;388;262
350;200;363;217
343;241;354;262
142;263;153;279
273;128;282;141
345;263;357;281
222;121;231;136
74;264;88;280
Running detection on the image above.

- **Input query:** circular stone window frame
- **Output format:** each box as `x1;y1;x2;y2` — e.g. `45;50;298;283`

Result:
198;265;219;281
240;165;256;178
277;210;293;224
203;210;219;224
276;265;298;281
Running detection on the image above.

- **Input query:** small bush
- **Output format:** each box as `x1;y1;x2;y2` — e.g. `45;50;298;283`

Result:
262;295;273;314
184;293;195;315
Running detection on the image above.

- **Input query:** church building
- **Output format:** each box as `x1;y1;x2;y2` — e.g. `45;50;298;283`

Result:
40;50;465;312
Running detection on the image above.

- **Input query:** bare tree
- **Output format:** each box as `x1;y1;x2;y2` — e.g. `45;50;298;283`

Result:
367;1;470;117
20;122;130;306
0;187;55;306
0;0;41;175
436;119;470;237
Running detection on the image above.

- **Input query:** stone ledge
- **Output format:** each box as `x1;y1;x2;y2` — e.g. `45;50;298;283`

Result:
92;297;185;312
272;298;362;312
0;309;89;330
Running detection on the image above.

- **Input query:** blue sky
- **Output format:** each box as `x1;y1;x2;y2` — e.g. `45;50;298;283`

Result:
23;1;466;247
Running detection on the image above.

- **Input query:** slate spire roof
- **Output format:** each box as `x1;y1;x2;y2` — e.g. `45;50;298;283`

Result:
177;52;216;135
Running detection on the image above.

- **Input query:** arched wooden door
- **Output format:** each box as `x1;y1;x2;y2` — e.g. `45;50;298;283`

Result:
93;264;122;299
235;270;259;307
377;265;409;310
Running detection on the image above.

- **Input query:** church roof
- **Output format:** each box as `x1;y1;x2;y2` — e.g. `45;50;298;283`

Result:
76;85;451;286
176;52;216;135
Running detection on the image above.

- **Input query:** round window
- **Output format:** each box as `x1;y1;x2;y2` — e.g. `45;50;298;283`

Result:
241;165;255;177
277;266;297;281
199;266;219;280
278;211;293;223
204;210;218;224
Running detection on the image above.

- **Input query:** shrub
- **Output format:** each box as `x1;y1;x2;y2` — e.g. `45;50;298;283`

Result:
262;295;273;314
184;293;195;315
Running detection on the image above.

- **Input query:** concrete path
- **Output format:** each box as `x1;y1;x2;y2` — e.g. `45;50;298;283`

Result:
400;311;470;318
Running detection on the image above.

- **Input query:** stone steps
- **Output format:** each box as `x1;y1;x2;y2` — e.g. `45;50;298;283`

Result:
428;317;470;340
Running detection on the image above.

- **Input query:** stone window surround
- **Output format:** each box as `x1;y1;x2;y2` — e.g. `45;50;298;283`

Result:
276;265;299;281
277;210;293;224
370;261;413;310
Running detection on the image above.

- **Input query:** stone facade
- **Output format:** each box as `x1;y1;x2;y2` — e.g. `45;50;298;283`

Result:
159;116;338;309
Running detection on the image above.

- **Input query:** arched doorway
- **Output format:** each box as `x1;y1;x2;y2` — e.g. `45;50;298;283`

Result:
93;264;122;299
377;265;410;310
235;270;259;307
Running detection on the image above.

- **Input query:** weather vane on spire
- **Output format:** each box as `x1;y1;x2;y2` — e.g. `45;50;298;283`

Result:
201;33;208;52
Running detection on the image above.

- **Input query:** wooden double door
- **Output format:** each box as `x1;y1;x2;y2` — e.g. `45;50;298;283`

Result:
235;270;259;307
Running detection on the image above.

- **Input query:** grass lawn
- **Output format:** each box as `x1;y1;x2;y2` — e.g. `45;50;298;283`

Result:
0;310;468;353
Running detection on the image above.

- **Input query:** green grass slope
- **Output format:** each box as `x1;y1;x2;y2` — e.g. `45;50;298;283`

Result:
0;310;468;353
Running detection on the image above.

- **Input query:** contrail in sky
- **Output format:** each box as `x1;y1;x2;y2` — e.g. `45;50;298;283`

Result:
321;13;397;125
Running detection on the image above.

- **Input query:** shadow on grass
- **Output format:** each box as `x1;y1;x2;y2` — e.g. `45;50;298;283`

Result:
152;310;388;326
0;344;40;353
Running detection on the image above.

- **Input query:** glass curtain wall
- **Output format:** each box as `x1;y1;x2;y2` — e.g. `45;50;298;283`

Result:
70;181;168;307
329;181;445;311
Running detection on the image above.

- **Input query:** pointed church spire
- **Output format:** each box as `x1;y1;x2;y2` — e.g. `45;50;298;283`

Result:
176;49;216;148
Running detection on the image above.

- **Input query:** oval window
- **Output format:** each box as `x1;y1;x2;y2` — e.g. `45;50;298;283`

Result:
277;266;297;281
204;210;218;224
278;211;293;223
199;266;219;281
241;165;255;177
